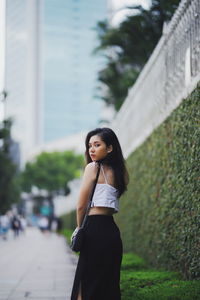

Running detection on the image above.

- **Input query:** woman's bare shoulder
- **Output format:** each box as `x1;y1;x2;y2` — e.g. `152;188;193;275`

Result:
85;161;95;168
84;162;98;180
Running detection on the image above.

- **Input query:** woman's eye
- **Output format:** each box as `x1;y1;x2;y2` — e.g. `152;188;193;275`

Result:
88;143;100;148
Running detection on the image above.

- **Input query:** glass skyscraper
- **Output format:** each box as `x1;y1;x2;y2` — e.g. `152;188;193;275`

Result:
4;0;41;166
41;0;107;142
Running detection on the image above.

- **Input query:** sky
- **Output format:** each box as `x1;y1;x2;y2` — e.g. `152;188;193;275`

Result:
110;0;151;26
111;0;151;10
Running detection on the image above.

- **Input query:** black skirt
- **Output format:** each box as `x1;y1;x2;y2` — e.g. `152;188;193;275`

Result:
70;214;123;300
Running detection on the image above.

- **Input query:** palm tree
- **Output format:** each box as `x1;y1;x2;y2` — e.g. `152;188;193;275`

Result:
94;0;181;111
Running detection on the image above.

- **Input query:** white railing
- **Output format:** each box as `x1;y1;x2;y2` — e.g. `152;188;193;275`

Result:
111;0;200;158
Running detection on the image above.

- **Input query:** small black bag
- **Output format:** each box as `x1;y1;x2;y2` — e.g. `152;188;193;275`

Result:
70;227;85;252
70;163;100;252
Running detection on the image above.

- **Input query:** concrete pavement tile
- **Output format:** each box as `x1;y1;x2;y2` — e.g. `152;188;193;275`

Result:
8;290;68;298
0;228;76;299
8;296;55;300
55;280;73;290
34;291;67;297
0;282;17;291
0;291;10;299
0;291;10;295
54;298;68;300
17;284;54;290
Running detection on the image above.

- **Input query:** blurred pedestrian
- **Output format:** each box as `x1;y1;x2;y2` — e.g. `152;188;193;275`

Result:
38;216;49;233
0;213;10;240
19;215;27;234
11;215;21;238
50;218;58;232
57;217;63;231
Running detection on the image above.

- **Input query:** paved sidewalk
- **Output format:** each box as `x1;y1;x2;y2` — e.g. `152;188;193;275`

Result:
0;228;78;300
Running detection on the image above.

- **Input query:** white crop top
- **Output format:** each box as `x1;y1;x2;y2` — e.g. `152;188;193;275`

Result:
91;163;119;213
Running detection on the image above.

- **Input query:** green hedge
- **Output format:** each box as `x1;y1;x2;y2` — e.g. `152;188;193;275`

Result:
62;84;199;279
115;83;200;279
60;210;76;230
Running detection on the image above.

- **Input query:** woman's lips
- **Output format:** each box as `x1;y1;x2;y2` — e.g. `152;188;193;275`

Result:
90;154;95;158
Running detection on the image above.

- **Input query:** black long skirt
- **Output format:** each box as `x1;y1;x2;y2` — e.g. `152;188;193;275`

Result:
70;214;123;300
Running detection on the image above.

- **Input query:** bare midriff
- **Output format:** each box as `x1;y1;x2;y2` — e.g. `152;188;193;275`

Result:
88;206;115;216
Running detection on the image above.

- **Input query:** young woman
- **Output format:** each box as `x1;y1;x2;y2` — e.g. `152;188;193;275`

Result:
70;127;129;300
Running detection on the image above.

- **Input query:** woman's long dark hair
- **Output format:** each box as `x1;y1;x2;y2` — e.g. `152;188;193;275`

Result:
85;127;129;197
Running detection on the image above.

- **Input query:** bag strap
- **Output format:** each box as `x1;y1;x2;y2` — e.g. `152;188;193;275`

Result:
80;162;101;228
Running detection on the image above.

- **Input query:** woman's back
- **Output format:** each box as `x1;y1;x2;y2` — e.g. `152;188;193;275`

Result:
96;163;116;187
89;163;119;216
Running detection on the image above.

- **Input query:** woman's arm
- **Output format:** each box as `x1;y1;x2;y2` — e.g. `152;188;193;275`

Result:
76;162;97;227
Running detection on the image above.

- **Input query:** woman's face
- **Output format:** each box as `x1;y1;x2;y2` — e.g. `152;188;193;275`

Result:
88;135;112;162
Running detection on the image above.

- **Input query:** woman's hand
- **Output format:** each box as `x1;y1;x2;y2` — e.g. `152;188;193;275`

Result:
71;227;80;242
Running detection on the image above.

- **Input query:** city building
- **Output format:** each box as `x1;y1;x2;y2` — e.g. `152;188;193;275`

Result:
0;0;6;121
4;0;108;165
41;0;107;142
4;0;41;166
